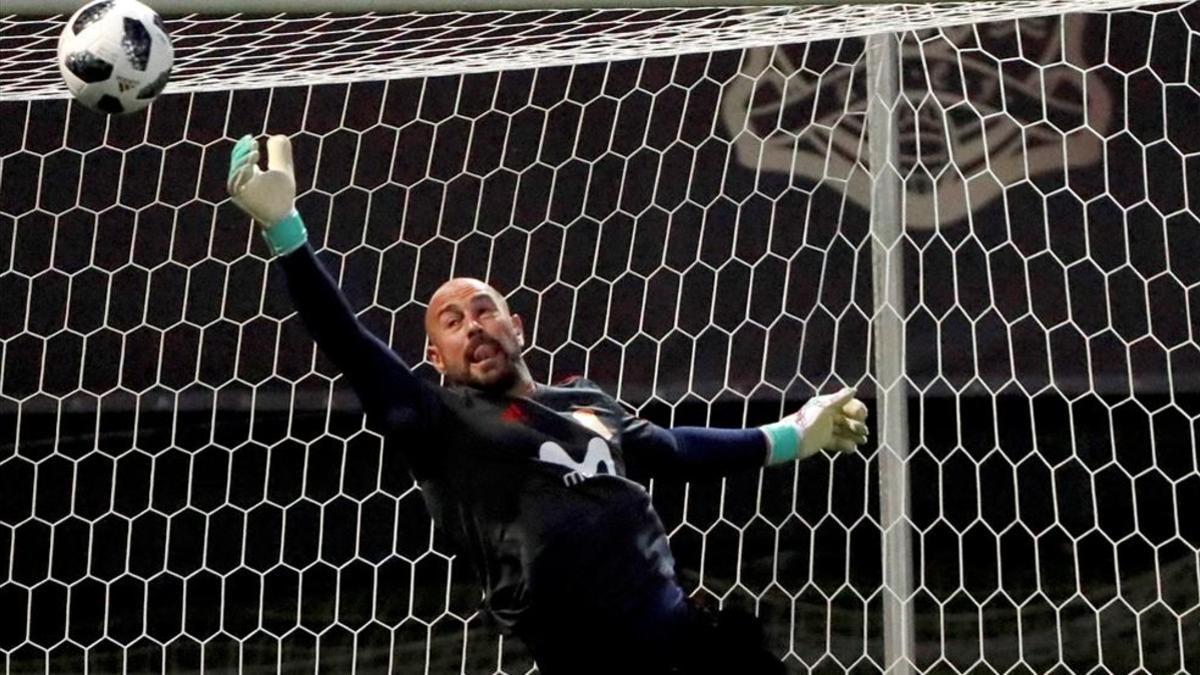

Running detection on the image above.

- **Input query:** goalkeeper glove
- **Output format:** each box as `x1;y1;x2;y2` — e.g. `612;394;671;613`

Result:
760;387;869;465
227;134;307;256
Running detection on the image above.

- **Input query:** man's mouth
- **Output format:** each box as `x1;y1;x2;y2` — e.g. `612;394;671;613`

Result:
470;341;501;364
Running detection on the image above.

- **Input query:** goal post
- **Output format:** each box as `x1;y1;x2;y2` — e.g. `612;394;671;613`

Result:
1;1;1197;674
865;30;914;675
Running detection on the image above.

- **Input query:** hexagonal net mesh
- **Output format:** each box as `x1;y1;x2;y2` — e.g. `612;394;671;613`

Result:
1;2;1199;674
0;0;1175;100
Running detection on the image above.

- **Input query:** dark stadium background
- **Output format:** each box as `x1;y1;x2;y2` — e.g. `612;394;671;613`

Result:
2;5;1198;673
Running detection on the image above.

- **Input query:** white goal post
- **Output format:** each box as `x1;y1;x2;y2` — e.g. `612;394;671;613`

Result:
1;1;1197;674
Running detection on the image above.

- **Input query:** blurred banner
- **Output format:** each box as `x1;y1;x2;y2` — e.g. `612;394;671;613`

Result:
716;12;1194;398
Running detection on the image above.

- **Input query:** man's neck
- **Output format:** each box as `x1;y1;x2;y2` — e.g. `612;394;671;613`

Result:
505;367;536;398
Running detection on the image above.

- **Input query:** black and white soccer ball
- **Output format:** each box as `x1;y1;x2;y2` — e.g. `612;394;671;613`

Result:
57;0;173;115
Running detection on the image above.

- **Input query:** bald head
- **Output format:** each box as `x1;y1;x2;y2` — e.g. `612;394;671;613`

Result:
424;277;528;394
424;278;511;334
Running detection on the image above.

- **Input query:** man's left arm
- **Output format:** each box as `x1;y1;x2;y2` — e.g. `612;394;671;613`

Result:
622;388;870;481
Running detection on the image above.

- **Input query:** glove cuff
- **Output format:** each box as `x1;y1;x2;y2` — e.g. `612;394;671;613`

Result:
760;420;800;465
261;209;307;256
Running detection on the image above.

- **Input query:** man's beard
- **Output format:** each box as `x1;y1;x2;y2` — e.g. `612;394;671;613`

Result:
467;362;521;395
460;342;523;395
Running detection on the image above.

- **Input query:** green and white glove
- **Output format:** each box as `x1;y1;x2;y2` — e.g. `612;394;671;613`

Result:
227;134;307;256
760;387;870;465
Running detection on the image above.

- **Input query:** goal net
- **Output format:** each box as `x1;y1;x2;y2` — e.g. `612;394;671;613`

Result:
1;1;1197;673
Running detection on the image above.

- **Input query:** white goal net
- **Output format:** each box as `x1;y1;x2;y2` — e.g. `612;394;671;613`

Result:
1;1;1198;673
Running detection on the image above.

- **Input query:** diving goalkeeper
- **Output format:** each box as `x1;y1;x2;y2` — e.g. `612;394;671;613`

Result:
227;135;869;675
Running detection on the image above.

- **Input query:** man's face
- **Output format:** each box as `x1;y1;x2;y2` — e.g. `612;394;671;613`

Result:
425;278;526;393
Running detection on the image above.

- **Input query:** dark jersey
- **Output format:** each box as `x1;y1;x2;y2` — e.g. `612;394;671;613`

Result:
411;379;686;644
279;244;768;668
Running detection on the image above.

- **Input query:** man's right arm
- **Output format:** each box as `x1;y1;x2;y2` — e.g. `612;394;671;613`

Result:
278;242;442;434
227;134;443;438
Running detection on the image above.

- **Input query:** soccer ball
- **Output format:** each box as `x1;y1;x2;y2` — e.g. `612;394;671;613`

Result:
57;0;173;115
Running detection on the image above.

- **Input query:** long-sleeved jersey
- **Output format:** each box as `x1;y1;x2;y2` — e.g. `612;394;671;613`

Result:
279;243;769;670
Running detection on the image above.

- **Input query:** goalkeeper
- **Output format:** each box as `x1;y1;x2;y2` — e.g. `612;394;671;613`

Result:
227;135;869;675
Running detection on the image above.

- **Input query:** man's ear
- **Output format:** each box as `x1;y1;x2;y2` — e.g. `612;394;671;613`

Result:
427;343;445;374
512;313;525;349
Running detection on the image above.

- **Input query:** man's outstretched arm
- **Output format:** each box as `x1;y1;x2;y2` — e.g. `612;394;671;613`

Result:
624;389;869;481
227;134;441;436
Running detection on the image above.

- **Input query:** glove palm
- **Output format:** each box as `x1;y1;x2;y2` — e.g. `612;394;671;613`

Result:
227;134;296;228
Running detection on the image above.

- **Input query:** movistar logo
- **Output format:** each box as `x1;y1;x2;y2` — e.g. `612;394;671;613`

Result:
538;438;615;487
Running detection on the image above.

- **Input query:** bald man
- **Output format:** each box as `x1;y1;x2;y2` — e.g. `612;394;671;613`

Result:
228;135;868;674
